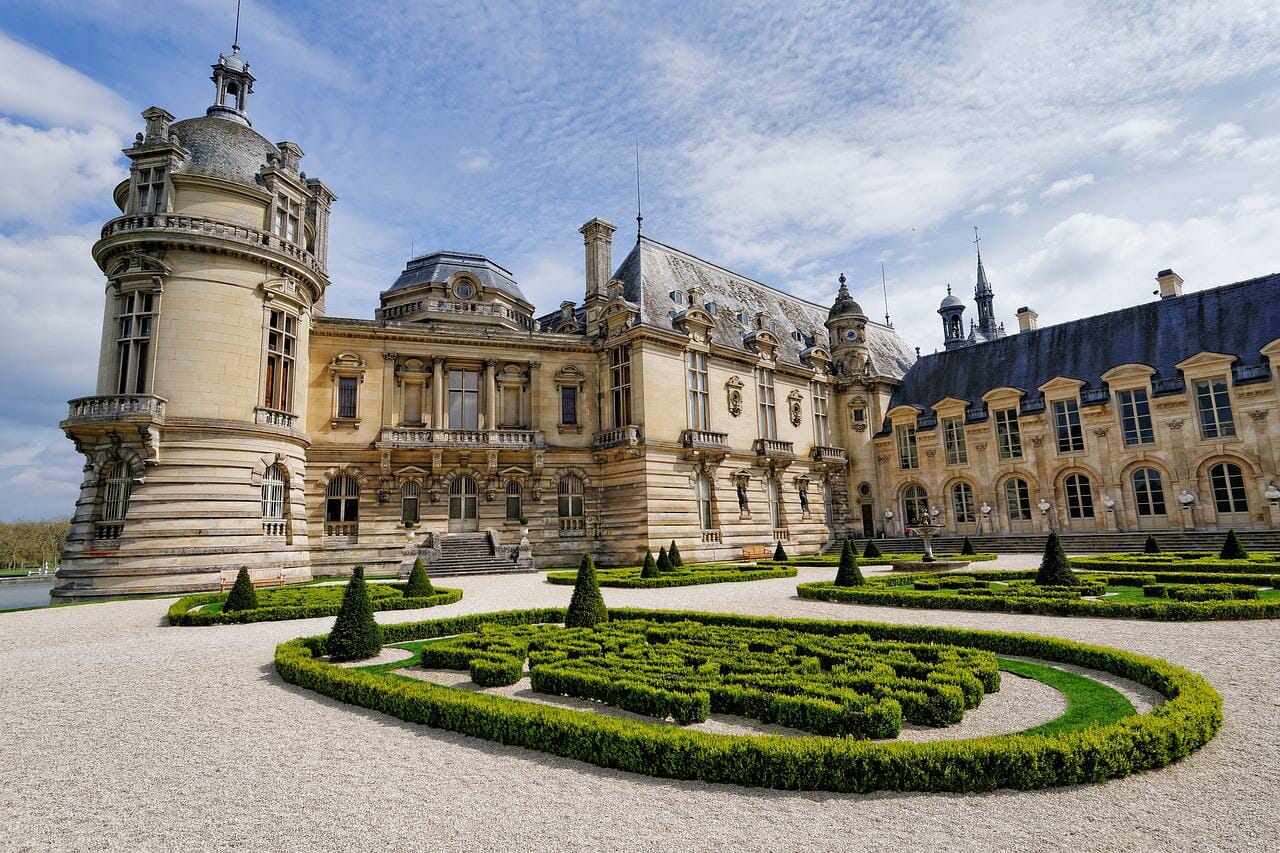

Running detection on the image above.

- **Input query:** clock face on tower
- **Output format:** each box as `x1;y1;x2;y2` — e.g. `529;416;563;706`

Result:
845;329;858;342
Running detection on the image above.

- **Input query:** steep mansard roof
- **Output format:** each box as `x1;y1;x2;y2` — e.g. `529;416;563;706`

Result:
890;272;1280;413
611;237;916;379
385;250;530;305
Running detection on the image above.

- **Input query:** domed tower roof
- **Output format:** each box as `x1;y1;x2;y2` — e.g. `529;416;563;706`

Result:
827;273;865;320
939;284;963;310
168;115;278;190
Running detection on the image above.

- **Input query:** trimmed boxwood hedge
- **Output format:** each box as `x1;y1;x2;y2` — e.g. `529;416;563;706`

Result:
1072;552;1280;574
547;562;797;589
274;607;1221;793
168;582;462;626
767;553;997;568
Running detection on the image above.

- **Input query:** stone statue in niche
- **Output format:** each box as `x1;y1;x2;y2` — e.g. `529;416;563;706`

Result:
736;483;749;512
788;390;803;427
726;375;744;417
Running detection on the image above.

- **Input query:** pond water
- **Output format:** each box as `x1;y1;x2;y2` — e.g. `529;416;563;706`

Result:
0;579;55;612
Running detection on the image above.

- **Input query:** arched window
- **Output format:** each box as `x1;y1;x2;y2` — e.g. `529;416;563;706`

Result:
766;478;781;528
1209;462;1249;514
1064;473;1094;518
1004;478;1031;520
903;485;929;526
695;474;713;530
401;480;420;526
325;475;359;523
951;482;975;523
261;465;287;519
505;481;522;521
558;475;583;519
102;461;132;522
1131;468;1166;516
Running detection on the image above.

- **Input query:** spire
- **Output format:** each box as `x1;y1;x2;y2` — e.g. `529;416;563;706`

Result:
634;138;643;243
971;226;1002;341
208;2;255;126
974;225;991;295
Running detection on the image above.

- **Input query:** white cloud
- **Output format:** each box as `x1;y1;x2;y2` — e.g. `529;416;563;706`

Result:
971;202;995;215
0;119;124;227
457;148;494;173
0;31;134;133
1040;173;1095;199
1003;201;1028;217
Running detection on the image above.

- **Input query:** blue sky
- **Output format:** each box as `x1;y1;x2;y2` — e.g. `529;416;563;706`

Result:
1;0;1279;521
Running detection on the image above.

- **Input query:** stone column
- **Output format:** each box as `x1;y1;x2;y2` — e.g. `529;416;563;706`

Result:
527;361;541;429
484;359;498;431
381;353;398;428
431;356;445;429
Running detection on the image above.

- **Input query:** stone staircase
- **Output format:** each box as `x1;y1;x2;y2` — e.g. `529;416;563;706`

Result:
821;530;1280;555
408;532;533;577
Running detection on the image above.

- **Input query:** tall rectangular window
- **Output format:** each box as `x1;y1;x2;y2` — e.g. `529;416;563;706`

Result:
1194;378;1236;439
115;291;155;394
756;368;777;439
560;386;578;426
136;166;165;214
1052;399;1085;453
1115;388;1154;446
274;195;301;244
448;369;480;429
994;408;1022;460
686;351;709;430
812;382;829;446
337;376;358;419
942;417;968;465
609;345;632;428
896;424;918;470
263;309;296;412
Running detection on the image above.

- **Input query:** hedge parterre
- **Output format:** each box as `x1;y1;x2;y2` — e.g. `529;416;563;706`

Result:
799;568;1280;621
168;582;462;626
546;561;797;589
1071;552;1280;574
273;607;1221;793
766;552;997;568
418;619;1000;736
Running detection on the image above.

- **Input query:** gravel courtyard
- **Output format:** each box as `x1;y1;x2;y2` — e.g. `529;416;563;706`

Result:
1;556;1277;852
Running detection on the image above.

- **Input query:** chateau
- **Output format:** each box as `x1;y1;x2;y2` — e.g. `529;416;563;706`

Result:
53;48;1280;597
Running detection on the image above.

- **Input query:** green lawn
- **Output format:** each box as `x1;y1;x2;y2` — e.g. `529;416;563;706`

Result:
998;657;1135;736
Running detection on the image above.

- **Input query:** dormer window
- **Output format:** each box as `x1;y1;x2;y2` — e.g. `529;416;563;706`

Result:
274;195;300;244
790;330;804;343
738;311;750;327
137;166;165;214
705;302;718;316
670;290;685;306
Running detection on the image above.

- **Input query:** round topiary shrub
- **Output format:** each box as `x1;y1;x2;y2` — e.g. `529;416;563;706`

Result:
223;566;258;613
1220;529;1248;560
774;540;788;561
325;565;384;662
863;539;883;560
834;538;864;587
640;551;659;578
403;557;435;598
668;540;683;568
1035;532;1075;587
565;553;608;628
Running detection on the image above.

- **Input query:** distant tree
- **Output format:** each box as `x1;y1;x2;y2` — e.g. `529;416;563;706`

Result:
326;565;384;661
863;539;883;560
960;536;976;556
1035;533;1075;586
668;540;683;568
640;551;660;578
223;566;258;612
566;553;608;627
1220;529;1248;560
403;557;435;598
834;539;864;587
657;546;673;573
1143;535;1161;555
773;540;788;561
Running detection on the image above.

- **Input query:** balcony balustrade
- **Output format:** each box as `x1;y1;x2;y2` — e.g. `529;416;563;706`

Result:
379;427;544;449
100;213;325;275
810;445;848;466
753;438;795;458
680;429;728;449
593;424;643;450
558;516;585;537
700;529;723;544
64;394;166;426
255;408;298;429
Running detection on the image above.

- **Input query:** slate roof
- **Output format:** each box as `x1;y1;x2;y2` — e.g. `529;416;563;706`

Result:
612;237;915;379
890;272;1280;416
385;250;530;305
169;115;278;190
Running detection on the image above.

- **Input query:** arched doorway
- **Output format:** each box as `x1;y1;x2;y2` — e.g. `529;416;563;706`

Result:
902;484;929;528
448;475;478;532
1130;467;1169;530
1208;461;1251;529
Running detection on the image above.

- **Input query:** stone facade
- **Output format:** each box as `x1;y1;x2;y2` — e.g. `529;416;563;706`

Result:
52;50;1280;598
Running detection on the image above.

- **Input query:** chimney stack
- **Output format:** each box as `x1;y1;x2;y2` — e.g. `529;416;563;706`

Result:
1156;268;1184;299
1016;306;1038;332
579;218;616;301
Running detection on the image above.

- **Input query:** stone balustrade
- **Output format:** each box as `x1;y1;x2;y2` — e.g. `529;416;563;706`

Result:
680;429;729;449
379;427;544;449
100;213;326;275
810;445;848;465
753;437;795;458
593;424;643;450
255;408;298;429
65;394;167;425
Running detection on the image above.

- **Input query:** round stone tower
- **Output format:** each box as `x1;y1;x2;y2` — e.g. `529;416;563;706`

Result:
55;46;336;598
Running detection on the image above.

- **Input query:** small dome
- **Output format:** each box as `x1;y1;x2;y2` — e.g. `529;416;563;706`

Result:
220;51;248;72
169;115;278;190
939;293;963;309
827;274;864;320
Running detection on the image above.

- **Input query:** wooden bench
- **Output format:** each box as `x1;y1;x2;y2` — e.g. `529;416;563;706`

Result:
740;545;774;561
219;571;288;592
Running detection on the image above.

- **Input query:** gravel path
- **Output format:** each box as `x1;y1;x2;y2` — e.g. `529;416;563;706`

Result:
1;554;1277;852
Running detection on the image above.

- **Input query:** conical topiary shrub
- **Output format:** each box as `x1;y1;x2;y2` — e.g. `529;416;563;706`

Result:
1143;535;1161;555
223;566;258;613
834;539;864;587
668;540;683;568
863;539;883;560
1220;529;1248;560
403;557;435;598
657;546;672;573
326;565;384;661
1035;533;1075;586
774;540;788;561
640;551;659;578
566;553;608;627
960;536;976;556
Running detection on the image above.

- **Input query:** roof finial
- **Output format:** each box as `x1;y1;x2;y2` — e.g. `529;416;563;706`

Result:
946;283;952;295
232;0;242;53
973;224;982;264
634;137;643;243
837;272;848;296
881;262;892;327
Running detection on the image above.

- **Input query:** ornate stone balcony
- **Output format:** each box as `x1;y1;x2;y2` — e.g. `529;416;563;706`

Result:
593;424;643;450
255;407;298;429
680;428;728;463
810;445;848;466
98;213;325;276
379;427;545;450
753;438;795;458
63;394;167;428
